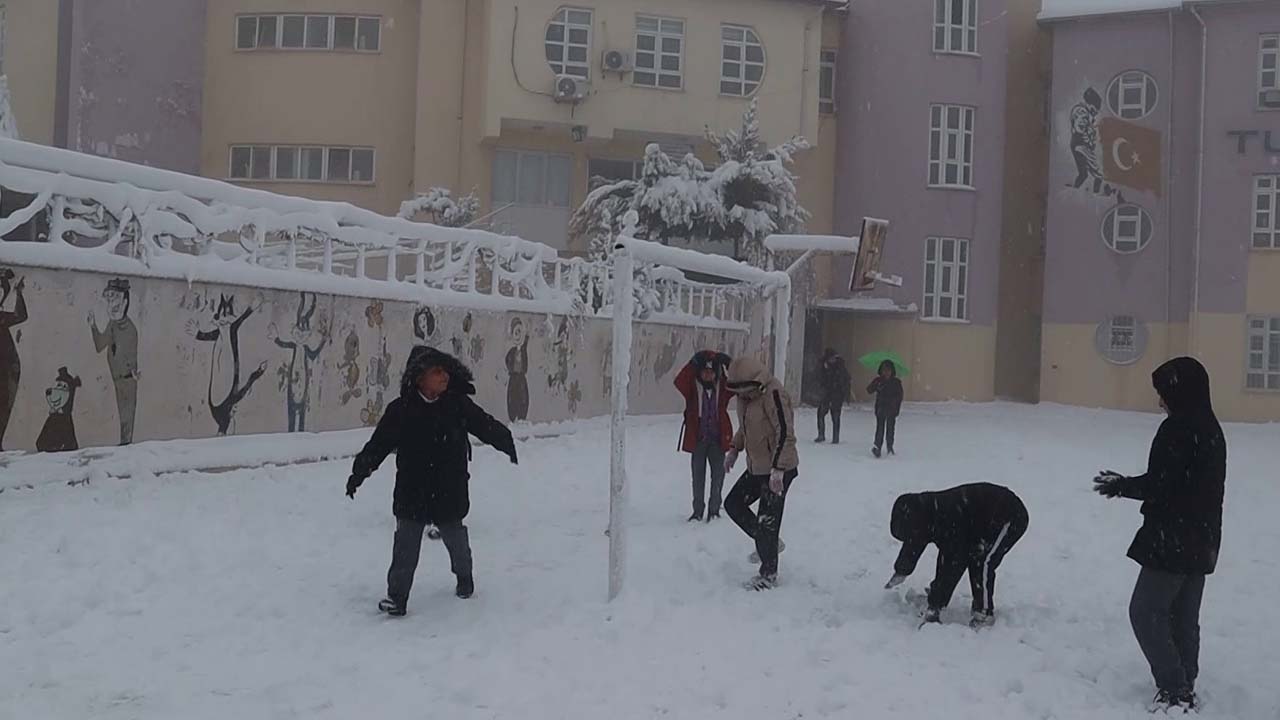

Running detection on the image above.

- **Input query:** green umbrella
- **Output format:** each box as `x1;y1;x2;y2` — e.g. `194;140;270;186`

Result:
858;350;911;377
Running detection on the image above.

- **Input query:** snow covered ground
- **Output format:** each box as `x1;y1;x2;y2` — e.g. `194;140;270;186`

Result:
1;403;1277;720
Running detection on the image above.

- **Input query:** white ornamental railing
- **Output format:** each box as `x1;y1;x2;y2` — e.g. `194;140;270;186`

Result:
0;139;758;328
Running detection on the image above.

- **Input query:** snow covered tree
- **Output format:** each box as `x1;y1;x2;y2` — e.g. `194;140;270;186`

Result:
397;187;479;228
704;99;811;266
569;99;808;267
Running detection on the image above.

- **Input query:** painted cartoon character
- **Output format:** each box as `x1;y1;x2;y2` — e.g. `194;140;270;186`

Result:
360;336;392;426
269;291;329;432
548;315;571;391
337;329;363;405
505;317;530;422
1068;87;1127;202
412;306;436;341
0;268;28;451
36;367;81;453
365;300;384;329
88;277;139;445
186;293;268;436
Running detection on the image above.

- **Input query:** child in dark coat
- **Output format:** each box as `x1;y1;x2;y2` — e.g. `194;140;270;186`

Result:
885;482;1029;627
346;346;518;616
866;359;904;458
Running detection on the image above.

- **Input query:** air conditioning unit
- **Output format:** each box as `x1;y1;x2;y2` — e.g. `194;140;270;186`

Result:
553;75;590;104
1262;89;1280;109
602;49;633;73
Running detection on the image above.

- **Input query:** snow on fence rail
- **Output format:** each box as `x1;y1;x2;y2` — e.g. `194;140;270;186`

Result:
0;139;756;328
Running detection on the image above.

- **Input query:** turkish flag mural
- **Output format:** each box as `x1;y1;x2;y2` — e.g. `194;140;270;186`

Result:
1100;117;1163;197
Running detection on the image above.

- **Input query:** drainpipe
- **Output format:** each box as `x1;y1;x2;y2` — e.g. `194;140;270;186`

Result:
456;0;471;192
1190;5;1207;358
1165;10;1175;360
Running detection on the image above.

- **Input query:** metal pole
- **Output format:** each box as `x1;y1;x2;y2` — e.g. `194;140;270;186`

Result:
608;244;633;602
774;276;792;388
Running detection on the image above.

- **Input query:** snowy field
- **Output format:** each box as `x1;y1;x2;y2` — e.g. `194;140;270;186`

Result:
1;403;1277;720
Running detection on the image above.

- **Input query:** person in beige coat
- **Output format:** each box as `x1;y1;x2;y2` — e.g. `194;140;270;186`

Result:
723;356;799;590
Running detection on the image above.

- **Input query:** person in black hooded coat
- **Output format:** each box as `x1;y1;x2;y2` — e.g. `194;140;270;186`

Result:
1093;357;1226;711
884;482;1029;627
346;345;518;616
866;359;904;457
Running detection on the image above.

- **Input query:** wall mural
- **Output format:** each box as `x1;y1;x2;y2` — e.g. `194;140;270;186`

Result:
505;317;530;422
186;293;268;436
360;300;392;427
269;291;330;432
36;367;81;452
0;268;27;451
1064;80;1163;204
0;266;761;453
88;278;139;445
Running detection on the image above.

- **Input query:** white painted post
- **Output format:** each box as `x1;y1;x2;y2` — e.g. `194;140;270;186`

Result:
322;238;333;275
773;276;792;388
415;240;426;285
608;233;635;602
286;235;297;270
385;243;398;282
356;245;367;278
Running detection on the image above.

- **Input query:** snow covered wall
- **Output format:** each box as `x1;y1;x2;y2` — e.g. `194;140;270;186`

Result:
0;263;763;452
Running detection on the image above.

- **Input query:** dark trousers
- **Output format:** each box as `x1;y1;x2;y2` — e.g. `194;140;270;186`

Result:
387;517;473;607
966;516;1027;615
1129;567;1205;693
817;398;843;441
874;415;897;450
725;469;797;576
690;438;726;516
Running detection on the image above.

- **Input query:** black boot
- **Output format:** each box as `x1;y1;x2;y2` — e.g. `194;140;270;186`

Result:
688;510;704;522
872;446;882;458
378;598;407;617
455;575;475;599
705;511;720;522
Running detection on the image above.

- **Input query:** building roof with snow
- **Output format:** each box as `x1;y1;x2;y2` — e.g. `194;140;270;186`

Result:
1039;0;1245;22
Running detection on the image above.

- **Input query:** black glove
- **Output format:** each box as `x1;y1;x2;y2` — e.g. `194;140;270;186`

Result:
1093;471;1125;498
715;352;732;369
919;607;941;628
690;350;710;367
506;446;519;465
346;474;363;499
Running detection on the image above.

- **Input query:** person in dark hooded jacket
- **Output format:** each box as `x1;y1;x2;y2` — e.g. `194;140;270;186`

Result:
884;482;1029;628
346;346;518;616
674;350;734;522
1093;357;1225;712
815;348;851;444
866;359;904;458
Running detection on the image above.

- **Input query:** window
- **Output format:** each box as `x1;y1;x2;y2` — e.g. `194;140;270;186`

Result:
1096;314;1147;365
1108;315;1137;358
1106;70;1158;120
235;14;380;52
545;8;592;79
493;150;572;207
819;49;837;114
1247;317;1280;390
1253;175;1280;249
634;16;684;90
934;0;977;55
588;158;642;189
923;237;969;321
929;104;975;189
1260;34;1280;108
229;145;375;183
720;25;765;97
1102;204;1154;254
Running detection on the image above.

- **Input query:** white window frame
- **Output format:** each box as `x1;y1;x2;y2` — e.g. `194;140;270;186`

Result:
1102;204;1153;254
1108;315;1137;356
492;149;573;209
1246;316;1280;391
819;48;837;115
1260;34;1280;108
720;24;765;97
634;15;684;90
1253;175;1280;250
923;236;970;321
928;104;975;189
1107;70;1158;120
934;0;978;55
235;14;381;52
228;144;376;184
545;7;592;80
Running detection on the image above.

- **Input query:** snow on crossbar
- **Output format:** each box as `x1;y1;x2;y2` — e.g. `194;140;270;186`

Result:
764;234;860;255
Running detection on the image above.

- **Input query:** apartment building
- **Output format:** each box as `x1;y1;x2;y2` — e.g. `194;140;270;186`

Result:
1040;0;1280;422
814;0;1027;403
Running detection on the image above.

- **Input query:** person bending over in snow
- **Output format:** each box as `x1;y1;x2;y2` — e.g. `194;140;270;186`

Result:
885;482;1029;628
346;345;518;617
866;359;904;458
674;350;734;522
723;356;799;591
1093;357;1225;713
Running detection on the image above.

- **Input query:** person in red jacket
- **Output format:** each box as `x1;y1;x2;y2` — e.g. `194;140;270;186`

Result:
674;350;734;522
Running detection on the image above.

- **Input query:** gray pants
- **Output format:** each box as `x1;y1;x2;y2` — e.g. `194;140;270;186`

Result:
1129;567;1205;693
387;518;472;607
691;439;726;516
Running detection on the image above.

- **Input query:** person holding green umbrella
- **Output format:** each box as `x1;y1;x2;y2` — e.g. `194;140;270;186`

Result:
862;353;906;458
